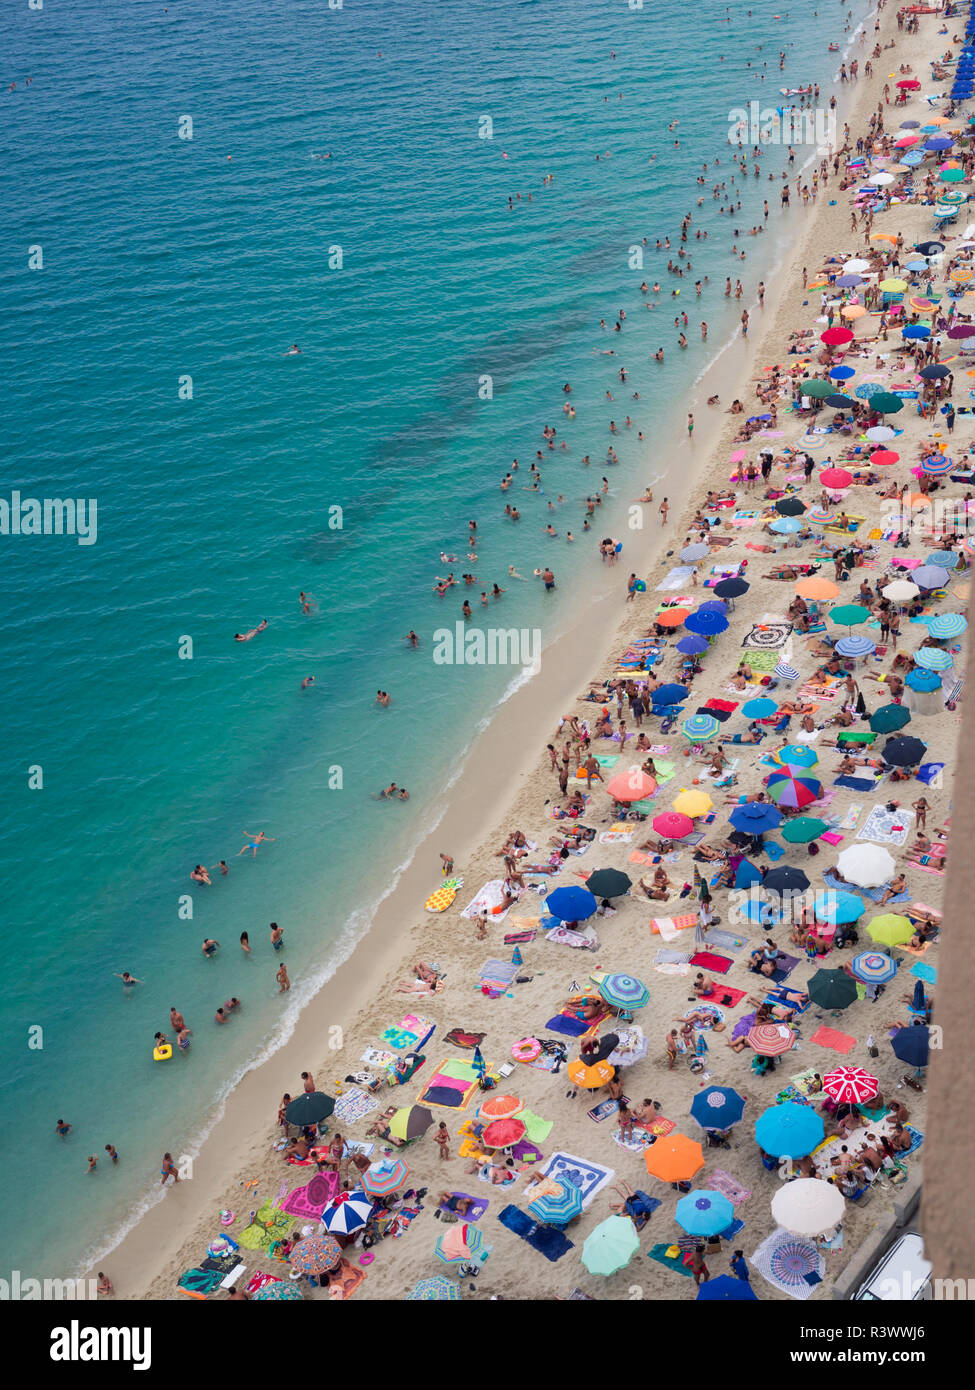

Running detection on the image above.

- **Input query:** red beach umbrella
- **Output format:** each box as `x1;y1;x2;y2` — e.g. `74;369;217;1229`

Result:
822;1066;879;1105
482;1117;527;1148
870;449;899;467
606;770;657;803
655;607;690;628
821;327;854;346
819;468;853;489
747;1022;797;1056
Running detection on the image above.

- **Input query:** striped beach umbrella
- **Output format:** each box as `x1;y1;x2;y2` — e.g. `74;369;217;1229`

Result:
567;1057;615;1090
835;635;876;659
823;1066;880;1104
807;505;837;523
361;1157;410;1198
772;744;818;768
773;661;800;682
747;1023;798;1058
434;1222;484;1266
920;453;956;476
477;1094;524;1123
406;1276;461;1301
682;713;721;741
322;1190;374;1235
914;646;953;671
928;613;967;639
598;973;650;1010
850;951;900;986
528;1180;583;1226
766;770;822;808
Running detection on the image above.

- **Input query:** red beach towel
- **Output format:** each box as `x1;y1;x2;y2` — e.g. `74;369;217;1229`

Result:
810;1026;856;1054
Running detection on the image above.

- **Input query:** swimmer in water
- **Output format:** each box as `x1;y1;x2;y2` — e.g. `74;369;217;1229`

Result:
234;619;268;642
114;971;144;986
284;344;301;355
301;676;315;689
277;962;291;992
404;630;420;647
177;1026;192;1051
240;931;251;953
238;830;275;858
202;939;220;958
508;566;527;579
191;864;211;885
376;690;390;705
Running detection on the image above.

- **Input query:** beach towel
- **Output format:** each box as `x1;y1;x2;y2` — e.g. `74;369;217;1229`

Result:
479;959;519;986
657;566;697;591
178;1267;225;1297
809;1026;857;1055
462;880;517;921
328;1259;367;1300
613;1127;655;1154
910;961;937;985
768;952;801;982
753;1229;824;1300
360;1046;395;1069
654;948;693;966
439;1193;489;1221
332;1087;379;1125
834;775;879;792
789;1069;822;1097
647;1242;694;1276
541;1153;614;1207
822;869;907;905
650;913;697;938
708;985;747;1008
545;922;600;950
543;1014;591;1038
700;928;747;952
503;930;536;946
280;1172;339;1217
588;1097;623;1122
444;1028;486;1050
476;1163;516;1188
857;804;913;846
640;1115;676;1139
418;1060;480;1110
901;1125;924;1158
498;1205;575;1260
689;951;734;975
742;622;793;651
839;803;863;830
512;1137;544;1164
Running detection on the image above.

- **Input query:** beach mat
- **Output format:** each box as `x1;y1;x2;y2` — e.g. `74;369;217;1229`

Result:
498;1205;575;1261
709;1170;752;1205
689;951;734;975
647;1242;694;1277
834;775;879;792
809;1025;857;1054
439;1193;489;1221
544;1014;590;1038
443;1029;486;1050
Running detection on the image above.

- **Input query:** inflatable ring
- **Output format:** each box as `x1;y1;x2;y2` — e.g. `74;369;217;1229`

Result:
220;1210;236;1226
512;1036;542;1062
153;1045;173;1062
359;1251;375;1266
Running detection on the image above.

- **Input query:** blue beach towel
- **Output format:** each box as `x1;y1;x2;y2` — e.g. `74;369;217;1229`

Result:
497;1205;575;1261
835;775;879;792
544;1015;590;1038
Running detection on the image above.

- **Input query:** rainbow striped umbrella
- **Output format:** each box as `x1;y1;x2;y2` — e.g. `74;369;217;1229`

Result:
766;769;822;808
434;1222;485;1265
807;505;837;523
361;1157;410;1197
920;453;955;475
528;1180;584;1226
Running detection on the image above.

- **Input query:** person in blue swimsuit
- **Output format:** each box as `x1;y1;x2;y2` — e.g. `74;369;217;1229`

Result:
238;830;275;858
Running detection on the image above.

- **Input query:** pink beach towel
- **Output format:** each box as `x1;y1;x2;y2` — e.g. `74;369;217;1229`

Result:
810;1026;857;1054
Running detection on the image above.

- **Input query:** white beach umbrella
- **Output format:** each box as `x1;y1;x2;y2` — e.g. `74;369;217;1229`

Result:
882;579;920;602
836;843;896;889
771;1178;845;1237
865;425;896;442
843;259;872;273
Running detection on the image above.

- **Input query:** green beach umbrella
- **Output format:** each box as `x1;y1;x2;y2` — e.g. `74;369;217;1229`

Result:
940;167;967;182
801;379;834;398
829;603;871;629
807;968;859;1010
406;1276;461;1301
868;391;905;414
582;1215;641;1276
682;713;721;741
781;816;830;844
866;913;914;948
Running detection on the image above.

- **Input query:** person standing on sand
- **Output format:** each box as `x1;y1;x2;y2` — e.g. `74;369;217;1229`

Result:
436;1121;451;1160
301;1070;316;1093
659;498;669;524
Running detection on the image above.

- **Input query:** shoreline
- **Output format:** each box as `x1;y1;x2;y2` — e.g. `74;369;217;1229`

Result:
92;0;946;1300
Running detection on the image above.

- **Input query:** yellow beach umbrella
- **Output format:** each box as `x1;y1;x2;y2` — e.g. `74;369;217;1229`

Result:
567;1057;615;1090
879;278;908;292
672;788;714;818
951;268;974;284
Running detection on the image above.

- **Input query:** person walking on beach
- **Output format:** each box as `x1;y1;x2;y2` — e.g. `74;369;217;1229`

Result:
301;1071;316;1094
276;963;291;992
96;1272;114;1297
440;852;454;876
161;1153;180;1185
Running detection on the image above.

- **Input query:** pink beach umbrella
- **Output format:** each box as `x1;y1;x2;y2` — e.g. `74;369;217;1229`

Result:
652;811;695;839
606;770;657;802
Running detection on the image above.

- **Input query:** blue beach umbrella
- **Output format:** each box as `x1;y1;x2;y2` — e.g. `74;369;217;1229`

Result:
913;646;953;671
545;885;597;921
850;951;899;986
755;1102;824;1159
698;1275;758;1302
901;323;930;339
927;550;959;569
900;151;924;166
835;635;876;658
676;1190;735;1238
913;565;950;590
730;802;783;834
322;1191;374;1234
677;634;710;655
713;577;749;600
653;683;689;706
742;697;777;718
528;1181;583;1227
927;613;967;639
598;972;650;1010
905;667;942;692
734;859;763;890
834;276;862;289
925;136;954;150
891;1025;930;1069
696;600;729;616
691;1086;746;1132
813;891;865;924
904;259;929;271
682;713;721;741
772;744;818;769
769;516;803;534
773;662;800;682
829;363;856;378
684;610;729;636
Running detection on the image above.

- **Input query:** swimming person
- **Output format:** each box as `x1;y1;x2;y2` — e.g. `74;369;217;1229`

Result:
238;830;275;858
234;619;268;642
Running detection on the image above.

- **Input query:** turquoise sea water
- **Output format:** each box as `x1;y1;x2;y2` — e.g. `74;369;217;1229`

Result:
0;0;875;1277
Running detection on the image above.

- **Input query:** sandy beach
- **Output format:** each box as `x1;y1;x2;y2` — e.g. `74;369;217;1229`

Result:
93;0;965;1303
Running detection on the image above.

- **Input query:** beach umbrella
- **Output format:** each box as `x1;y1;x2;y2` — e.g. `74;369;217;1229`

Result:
841;304;867;319
771;1179;845;1238
813;890;865;924
823;1065;880;1104
742;697;777;718
821;327;854;346
714;577;750;600
927;550;960;569
883;579;920;602
697;1276;758;1302
608;1025;648;1069
763;865;810;894
914;646;953;671
653;682;689;705
406;1276;461;1301
291;1232;343;1274
755;1102;823;1157
914;565;950;589
654;608;690;629
829;603;871;628
388;1105;434;1142
653;810;694;838
901;324;930;340
835;275;863;288
879;279;908;294
435;1221;485;1266
672;788;713;818
677;633;710;655
801;378;834;397
546;885;598;921
770;516;803;534
895;134;920;146
730;802;783;835
682;713;721;741
947;322;975;338
285;1092;336;1127
892;1025;930;1068
567;1056;615;1090
883;735;927;766
829;363;856;379
581;1215;640;1276
928;613;967;639
644;1134;705;1183
478;1094;524;1123
843;258;872;272
926;135;955;151
527;1180;583;1226
870;449;900;466
919;364;950;381
690;1086;746;1132
598;973;650;1010
676;1191;735;1238
586;867;632;899
747;1023;797;1058
482;1116;526;1149
775;496;807;517
915;241;944;256
869;704;912;734
820;467;853;489
605;770;657;805
823;394;856;410
685;610;729;636
773;744;818;768
322;1189;374;1235
766;769;822;809
681;543;710;563
865;425;896;443
868;391;905;414
896;78;920;89
361;1157;410;1198
795;576;838;601
866;913;914;948
941;167;967;183
773;662;800;683
781;816;830;844
905;667;942;693
251;1281;305;1301
697;599;728;616
850;951;899;986
734;859;763;890
836;635;876;659
807;968;859;1011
